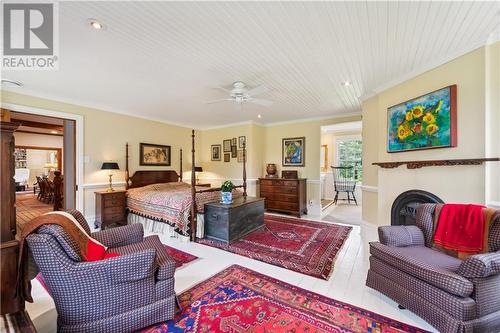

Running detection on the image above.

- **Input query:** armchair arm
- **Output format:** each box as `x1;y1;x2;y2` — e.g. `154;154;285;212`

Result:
92;223;144;248
378;225;425;247
456;251;500;278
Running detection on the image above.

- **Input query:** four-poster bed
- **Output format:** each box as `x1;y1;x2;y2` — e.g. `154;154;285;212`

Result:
124;130;247;241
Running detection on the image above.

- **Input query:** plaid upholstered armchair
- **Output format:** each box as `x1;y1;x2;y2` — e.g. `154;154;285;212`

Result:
366;204;500;333
26;210;177;333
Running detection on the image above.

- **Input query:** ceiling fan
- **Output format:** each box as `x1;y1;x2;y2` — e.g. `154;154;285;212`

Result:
206;81;273;107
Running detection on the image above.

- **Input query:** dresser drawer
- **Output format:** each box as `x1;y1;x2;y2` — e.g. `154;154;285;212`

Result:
104;196;125;208
103;213;125;223
260;185;297;195
260;192;297;203
103;206;124;215
266;201;299;212
260;179;297;188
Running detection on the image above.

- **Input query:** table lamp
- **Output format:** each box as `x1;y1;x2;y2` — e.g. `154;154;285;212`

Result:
101;162;120;192
194;166;203;184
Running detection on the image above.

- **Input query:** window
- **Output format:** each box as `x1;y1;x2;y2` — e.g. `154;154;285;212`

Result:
335;136;362;182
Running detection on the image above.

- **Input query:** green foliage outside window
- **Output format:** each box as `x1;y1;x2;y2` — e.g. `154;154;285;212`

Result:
337;139;362;182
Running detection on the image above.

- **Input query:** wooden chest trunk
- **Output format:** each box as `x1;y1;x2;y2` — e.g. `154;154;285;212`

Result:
204;197;265;243
259;178;307;217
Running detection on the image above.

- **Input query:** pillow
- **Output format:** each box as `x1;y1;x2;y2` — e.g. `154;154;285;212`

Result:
44;211;119;262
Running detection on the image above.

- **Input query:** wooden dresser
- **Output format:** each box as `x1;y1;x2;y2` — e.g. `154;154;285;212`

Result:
259;178;307;217
95;190;127;229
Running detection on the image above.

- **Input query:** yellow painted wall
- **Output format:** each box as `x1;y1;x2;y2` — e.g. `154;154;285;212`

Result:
362;43;500;226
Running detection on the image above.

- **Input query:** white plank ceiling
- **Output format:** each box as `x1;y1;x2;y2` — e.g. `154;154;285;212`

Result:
2;1;499;128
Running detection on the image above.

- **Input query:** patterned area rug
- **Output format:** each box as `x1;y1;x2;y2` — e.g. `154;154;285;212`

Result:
36;245;197;294
197;214;352;279
142;265;429;333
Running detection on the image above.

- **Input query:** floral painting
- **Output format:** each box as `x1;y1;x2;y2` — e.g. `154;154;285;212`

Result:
282;137;305;166
387;85;457;152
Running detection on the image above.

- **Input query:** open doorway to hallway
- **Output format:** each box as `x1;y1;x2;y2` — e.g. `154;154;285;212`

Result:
9;110;76;233
319;121;362;226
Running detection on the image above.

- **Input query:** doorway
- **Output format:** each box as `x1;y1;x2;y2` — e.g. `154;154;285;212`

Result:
8;110;78;232
319;121;362;226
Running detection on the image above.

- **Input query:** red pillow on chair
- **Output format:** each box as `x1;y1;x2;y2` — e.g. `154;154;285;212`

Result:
83;238;120;261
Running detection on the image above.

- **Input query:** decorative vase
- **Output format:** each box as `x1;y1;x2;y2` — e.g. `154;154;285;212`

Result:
266;163;278;178
221;191;233;204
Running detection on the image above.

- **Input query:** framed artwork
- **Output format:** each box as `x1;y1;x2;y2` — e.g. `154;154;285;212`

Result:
231;137;237;146
211;144;221;161
282;137;305;167
140;143;171;166
231;145;237;158
387;85;457;153
223;139;232;152
224;153;230;162
320;144;328;172
237;150;246;163
238;136;246;148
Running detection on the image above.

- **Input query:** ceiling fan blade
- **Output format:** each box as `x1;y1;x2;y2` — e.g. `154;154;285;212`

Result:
246;85;270;97
205;99;233;104
249;98;273;107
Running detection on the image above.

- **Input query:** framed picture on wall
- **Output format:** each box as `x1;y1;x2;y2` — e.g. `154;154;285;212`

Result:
211;144;221;161
387;85;457;153
140;143;171;166
231;137;237;146
224;153;230;162
231;145;237;158
282;137;305;167
223;139;232;152
238;136;246;148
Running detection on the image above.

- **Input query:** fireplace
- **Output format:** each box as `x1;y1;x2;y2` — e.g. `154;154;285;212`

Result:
391;190;443;226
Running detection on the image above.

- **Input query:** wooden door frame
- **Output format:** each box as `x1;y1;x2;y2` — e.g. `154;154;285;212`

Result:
2;103;84;211
15;146;63;172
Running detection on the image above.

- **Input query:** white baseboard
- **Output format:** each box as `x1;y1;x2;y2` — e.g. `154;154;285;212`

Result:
487;201;500;208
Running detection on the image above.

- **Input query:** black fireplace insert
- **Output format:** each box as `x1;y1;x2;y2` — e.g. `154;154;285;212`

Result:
391;190;444;226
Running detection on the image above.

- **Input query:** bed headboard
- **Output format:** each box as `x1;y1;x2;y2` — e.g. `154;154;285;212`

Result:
128;170;180;189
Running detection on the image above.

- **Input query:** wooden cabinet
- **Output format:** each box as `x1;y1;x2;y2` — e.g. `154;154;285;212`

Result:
259;178;307;217
95;190;126;229
204;197;265;243
1;121;21;315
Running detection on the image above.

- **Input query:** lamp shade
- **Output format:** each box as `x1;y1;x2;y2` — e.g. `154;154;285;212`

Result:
101;162;120;170
194;166;203;172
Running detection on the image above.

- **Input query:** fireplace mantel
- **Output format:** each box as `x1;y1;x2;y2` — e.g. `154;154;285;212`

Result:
373;157;499;169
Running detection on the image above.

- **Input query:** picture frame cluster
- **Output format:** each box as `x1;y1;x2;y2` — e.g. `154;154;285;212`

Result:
213;136;246;162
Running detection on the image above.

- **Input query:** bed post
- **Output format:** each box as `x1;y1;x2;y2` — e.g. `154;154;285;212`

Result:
180;148;183;182
243;141;247;198
190;130;197;241
125;142;129;190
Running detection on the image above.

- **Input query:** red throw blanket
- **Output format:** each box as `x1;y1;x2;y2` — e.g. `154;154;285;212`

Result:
433;204;486;253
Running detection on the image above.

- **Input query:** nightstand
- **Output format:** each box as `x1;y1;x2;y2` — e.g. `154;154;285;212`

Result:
95;190;127;229
195;183;211;187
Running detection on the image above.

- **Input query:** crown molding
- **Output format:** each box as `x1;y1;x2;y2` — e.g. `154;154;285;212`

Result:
2;87;198;130
359;39;493;102
262;111;362;127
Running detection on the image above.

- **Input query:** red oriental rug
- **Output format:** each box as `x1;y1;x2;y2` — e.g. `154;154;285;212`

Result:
142;265;429;333
197;214;352;279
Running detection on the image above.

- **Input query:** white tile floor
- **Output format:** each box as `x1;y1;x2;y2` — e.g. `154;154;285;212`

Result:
26;211;438;333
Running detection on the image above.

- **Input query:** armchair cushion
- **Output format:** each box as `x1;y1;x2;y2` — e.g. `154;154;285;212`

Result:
92;223;144;248
378;225;425;247
370;242;473;297
456;252;500;278
112;235;176;281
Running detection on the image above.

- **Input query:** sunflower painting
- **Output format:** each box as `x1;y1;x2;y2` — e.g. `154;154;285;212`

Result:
387;85;457;152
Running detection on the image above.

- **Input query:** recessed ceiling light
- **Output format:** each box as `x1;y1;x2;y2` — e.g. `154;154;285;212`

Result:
257;114;262;119
1;79;23;88
341;81;351;87
50;130;58;134
88;18;105;30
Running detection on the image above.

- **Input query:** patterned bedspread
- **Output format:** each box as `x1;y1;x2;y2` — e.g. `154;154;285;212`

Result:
126;182;242;236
